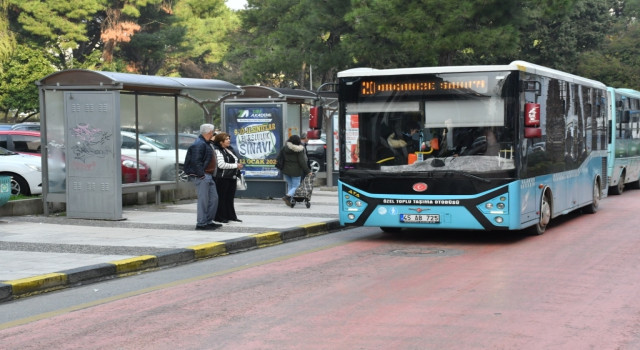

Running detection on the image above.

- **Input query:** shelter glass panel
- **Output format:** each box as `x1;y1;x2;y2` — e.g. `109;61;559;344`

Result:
44;90;66;194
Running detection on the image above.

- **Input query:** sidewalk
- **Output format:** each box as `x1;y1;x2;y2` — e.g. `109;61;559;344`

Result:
0;188;341;302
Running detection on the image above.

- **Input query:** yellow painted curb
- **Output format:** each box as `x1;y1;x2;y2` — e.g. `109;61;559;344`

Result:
251;231;283;247
110;255;158;274
299;222;328;235
188;242;227;259
6;273;68;295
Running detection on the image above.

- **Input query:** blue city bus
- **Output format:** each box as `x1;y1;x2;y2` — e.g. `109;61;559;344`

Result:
337;61;608;234
607;87;640;195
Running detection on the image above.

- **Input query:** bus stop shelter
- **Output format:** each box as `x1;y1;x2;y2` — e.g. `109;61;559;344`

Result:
221;86;317;198
37;70;242;220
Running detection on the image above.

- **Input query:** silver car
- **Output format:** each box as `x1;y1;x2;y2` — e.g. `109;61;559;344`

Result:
120;131;188;181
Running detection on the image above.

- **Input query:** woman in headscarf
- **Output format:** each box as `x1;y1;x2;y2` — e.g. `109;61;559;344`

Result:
279;134;312;207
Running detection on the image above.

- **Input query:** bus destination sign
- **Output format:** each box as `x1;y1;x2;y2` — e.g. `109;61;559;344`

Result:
360;76;488;96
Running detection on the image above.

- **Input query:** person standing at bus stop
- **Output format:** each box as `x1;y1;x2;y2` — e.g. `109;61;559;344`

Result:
280;134;312;207
183;123;222;230
212;132;243;223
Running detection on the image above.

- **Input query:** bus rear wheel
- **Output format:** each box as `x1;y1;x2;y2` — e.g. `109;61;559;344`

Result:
610;172;624;195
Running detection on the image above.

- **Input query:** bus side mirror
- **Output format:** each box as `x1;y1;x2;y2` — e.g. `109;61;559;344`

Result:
306;129;321;139
309;106;323;129
525;128;542;138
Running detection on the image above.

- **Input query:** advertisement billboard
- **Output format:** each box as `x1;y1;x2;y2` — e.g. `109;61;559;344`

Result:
225;104;283;179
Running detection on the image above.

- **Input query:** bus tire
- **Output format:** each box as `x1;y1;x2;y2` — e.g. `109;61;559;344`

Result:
610;172;624;195
529;191;551;235
583;178;601;214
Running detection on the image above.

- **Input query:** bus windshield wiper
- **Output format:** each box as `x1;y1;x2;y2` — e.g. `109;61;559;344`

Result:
400;169;490;183
442;170;491;183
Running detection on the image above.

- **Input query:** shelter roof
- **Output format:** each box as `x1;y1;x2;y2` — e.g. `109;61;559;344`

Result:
37;69;242;95
225;86;317;103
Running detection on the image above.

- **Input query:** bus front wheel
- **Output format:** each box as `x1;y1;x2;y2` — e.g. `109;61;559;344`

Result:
530;193;551;235
583;179;601;214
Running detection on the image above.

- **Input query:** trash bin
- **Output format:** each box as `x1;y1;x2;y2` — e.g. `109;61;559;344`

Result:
0;176;11;206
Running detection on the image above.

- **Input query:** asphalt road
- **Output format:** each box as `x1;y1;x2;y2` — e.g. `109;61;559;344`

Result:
1;191;640;349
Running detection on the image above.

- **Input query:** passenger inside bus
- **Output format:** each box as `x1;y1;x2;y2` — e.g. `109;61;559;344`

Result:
379;119;422;164
386;120;421;153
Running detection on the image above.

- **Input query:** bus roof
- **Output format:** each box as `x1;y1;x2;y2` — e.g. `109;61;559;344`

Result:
612;87;640;99
338;60;606;89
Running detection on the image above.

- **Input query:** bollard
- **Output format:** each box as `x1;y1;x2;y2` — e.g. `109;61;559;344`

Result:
0;176;11;206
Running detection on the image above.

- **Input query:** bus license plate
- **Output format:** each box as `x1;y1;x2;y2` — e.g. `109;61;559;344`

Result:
400;214;440;223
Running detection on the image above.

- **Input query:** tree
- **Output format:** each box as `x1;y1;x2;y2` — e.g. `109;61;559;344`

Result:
7;0;104;69
170;0;239;78
344;0;522;68
518;0;612;72
119;2;185;75
0;0;16;69
575;0;640;89
0;44;55;122
235;0;352;88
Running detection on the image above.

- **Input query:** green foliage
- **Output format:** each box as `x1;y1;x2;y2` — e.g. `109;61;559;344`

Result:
171;0;239;77
345;0;522;68
519;0;612;72
119;3;186;75
0;44;55;121
578;20;640;89
2;0;640;102
0;1;16;67
8;0;103;50
237;0;352;87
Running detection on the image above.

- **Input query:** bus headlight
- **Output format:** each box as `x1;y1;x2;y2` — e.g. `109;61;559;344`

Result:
494;216;504;223
478;194;509;215
348;213;356;220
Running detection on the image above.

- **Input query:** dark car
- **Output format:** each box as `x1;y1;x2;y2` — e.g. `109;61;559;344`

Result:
11;122;41;131
306;133;326;172
0;130;151;183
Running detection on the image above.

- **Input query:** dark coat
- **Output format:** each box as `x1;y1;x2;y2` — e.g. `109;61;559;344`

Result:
183;134;214;178
281;142;310;177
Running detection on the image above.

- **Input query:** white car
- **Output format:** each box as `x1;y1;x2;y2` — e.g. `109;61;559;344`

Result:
0;146;42;196
120;131;188;181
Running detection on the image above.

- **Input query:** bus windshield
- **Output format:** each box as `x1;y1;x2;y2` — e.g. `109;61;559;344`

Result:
341;71;517;175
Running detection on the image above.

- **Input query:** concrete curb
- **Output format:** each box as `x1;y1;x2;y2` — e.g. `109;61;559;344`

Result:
0;220;341;303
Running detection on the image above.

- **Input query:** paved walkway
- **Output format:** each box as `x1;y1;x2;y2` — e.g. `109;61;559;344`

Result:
0;189;340;301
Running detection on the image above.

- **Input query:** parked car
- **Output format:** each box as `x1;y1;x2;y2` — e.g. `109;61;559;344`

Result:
306;133;327;172
11;122;40;131
120;154;152;183
121;131;187;181
0;146;42;196
0;130;42;154
143;132;198;150
0;130;151;184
